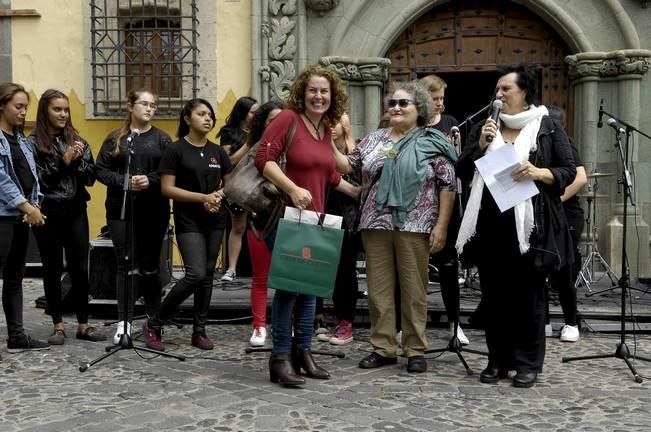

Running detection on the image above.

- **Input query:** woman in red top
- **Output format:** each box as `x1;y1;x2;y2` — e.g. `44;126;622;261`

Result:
255;65;359;387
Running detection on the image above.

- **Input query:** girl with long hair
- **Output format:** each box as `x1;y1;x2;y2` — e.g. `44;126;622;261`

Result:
217;96;258;283
143;98;232;351
243;99;284;347
96;89;173;344
29;89;105;345
0;82;49;351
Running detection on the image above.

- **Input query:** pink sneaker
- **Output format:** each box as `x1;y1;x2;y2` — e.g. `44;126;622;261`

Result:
143;320;165;351
329;320;353;345
191;332;214;350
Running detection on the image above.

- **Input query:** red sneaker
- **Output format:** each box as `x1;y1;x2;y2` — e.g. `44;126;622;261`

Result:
191;332;214;350
330;320;353;345
143;320;165;351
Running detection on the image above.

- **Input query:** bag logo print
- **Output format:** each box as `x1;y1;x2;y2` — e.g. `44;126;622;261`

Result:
301;247;311;259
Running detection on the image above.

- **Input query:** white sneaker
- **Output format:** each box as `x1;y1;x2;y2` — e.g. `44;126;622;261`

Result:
220;268;236;282
113;321;132;345
395;330;403;347
249;327;267;347
560;324;580;342
451;324;469;345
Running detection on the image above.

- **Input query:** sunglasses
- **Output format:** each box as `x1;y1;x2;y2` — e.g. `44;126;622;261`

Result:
387;98;416;108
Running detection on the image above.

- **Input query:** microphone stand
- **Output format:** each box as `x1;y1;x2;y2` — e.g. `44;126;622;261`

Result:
562;110;651;382
80;134;185;371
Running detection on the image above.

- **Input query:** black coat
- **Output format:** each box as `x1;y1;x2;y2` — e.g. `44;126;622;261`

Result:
456;115;576;272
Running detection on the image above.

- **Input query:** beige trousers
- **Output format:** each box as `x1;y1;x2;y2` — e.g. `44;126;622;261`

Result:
361;229;430;358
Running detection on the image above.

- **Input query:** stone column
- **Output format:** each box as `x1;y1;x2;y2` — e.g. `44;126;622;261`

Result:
566;49;651;280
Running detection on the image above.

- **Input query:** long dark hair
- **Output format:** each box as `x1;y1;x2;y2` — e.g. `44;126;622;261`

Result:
34;89;79;154
176;98;216;138
249;99;285;144
216;96;257;145
0;82;29;134
111;88;157;156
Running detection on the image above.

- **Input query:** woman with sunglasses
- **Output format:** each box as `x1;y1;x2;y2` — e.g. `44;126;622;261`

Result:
96;89;172;344
332;81;457;373
0;82;49;352
29;89;106;345
143;98;231;351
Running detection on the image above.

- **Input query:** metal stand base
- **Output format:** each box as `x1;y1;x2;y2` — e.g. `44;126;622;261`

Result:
79;333;185;372
562;342;650;383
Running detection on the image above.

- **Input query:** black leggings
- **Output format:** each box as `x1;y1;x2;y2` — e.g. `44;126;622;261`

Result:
1;219;29;339
152;229;223;333
33;205;90;325
108;213;169;321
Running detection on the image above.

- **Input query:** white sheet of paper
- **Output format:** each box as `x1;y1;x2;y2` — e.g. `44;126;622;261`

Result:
283;206;343;229
474;144;539;212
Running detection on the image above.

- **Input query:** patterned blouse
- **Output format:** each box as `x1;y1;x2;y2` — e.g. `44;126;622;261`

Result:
347;128;456;234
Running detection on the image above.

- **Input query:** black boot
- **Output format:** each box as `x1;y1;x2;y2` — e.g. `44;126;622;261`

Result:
269;353;305;386
291;346;330;379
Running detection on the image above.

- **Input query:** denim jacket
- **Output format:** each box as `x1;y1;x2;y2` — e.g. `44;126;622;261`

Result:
0;130;41;216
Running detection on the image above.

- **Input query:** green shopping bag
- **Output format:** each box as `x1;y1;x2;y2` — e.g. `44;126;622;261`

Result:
268;218;344;298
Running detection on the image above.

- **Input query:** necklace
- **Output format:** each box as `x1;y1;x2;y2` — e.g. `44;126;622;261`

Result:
302;114;323;140
185;136;207;157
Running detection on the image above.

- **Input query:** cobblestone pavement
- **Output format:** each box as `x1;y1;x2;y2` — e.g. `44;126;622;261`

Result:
1;279;651;431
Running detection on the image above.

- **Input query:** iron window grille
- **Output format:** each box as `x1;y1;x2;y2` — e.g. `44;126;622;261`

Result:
90;0;198;117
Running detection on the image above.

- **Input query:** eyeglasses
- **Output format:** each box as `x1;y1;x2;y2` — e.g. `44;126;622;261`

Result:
134;101;157;110
387;98;416;108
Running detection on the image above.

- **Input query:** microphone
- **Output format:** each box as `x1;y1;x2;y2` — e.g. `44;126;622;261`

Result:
126;128;141;143
607;118;625;135
450;126;460;137
486;100;503;143
597;99;604;128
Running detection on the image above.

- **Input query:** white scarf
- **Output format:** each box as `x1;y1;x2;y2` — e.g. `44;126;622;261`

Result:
456;105;548;255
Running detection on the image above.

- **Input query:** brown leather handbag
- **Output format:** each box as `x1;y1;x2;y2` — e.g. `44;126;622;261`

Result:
224;119;297;222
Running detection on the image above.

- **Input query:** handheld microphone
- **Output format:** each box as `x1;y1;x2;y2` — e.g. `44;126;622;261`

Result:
486;100;503;143
597;99;604;128
126;128;141;143
607;118;625;136
450;126;460;137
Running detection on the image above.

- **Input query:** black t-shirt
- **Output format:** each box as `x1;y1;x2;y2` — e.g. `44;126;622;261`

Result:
563;141;584;219
4;131;34;198
158;138;233;233
430;114;459;135
96;126;172;220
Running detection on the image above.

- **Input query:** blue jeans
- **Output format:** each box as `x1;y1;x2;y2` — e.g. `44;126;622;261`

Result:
265;228;316;354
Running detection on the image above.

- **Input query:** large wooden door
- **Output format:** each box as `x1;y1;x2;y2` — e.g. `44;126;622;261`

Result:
387;0;572;131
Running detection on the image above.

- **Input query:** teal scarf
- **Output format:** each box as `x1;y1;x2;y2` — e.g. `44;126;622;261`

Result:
375;127;458;228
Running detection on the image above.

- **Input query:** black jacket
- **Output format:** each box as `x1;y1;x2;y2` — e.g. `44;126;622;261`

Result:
29;134;95;212
456;115;576;271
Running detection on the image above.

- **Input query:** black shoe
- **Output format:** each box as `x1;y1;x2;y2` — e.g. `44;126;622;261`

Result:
358;352;397;369
76;326;107;342
7;334;50;352
407;355;427;373
513;371;537;388
479;365;509;384
47;329;66;345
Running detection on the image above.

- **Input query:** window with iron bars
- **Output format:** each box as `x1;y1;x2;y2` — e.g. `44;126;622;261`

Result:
90;0;198;117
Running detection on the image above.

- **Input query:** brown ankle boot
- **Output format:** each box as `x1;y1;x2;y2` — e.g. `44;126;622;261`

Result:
292;346;330;379
269;353;305;386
